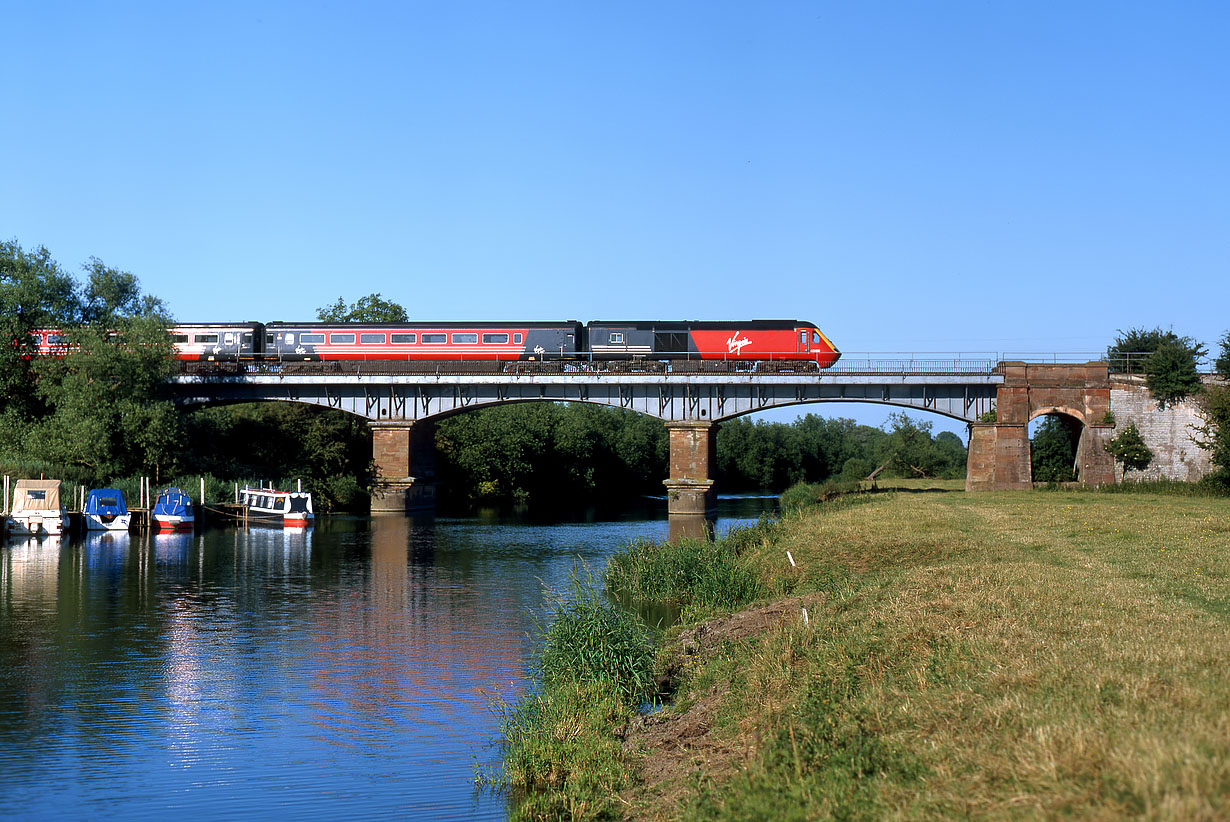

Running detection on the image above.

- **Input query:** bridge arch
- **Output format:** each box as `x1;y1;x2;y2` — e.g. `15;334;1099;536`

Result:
967;362;1115;490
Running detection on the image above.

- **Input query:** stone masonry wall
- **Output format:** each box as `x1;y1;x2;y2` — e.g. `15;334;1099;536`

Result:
1109;376;1213;482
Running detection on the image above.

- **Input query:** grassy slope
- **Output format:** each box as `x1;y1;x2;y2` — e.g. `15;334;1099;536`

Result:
628;490;1230;820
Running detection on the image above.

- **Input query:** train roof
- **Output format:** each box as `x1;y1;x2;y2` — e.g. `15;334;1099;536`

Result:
586;320;812;329
263;321;582;329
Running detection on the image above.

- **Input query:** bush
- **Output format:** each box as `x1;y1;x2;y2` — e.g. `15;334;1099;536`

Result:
1105;422;1153;475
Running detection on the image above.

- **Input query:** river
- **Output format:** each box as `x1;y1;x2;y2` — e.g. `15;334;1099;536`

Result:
0;496;775;821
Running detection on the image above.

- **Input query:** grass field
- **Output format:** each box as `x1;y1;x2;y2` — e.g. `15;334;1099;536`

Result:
496;488;1230;820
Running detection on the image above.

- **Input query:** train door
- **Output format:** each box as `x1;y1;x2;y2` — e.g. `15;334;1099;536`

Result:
798;330;809;355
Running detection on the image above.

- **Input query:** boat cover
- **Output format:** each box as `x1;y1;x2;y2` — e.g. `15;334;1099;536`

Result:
12;479;63;514
153;488;193;517
84;488;129;517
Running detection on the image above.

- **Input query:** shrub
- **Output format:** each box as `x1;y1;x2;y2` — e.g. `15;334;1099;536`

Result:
1105;422;1153;474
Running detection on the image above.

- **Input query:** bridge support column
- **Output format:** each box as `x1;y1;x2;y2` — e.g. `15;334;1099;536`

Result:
369;420;436;514
664;421;717;541
966;422;1031;491
1076;423;1116;487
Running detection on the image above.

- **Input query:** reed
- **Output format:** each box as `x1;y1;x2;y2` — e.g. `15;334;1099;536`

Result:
605;520;771;617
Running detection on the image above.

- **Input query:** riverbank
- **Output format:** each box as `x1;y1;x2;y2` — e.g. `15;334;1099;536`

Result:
495;486;1230;819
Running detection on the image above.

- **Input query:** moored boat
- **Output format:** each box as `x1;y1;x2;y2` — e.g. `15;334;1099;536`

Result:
83;488;133;531
239;486;314;527
7;479;69;537
152;487;196;531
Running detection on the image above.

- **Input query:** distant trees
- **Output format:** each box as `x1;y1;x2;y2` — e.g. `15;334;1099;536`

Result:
1031;416;1077;483
317;293;408;323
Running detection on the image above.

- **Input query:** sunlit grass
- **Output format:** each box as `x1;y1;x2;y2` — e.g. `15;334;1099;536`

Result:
640;491;1230;820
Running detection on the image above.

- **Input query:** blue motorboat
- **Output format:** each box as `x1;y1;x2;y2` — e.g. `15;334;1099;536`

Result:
84;488;132;531
152;487;195;531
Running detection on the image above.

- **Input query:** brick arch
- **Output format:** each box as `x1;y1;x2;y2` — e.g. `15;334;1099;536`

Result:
967;362;1116;490
1028;405;1086;424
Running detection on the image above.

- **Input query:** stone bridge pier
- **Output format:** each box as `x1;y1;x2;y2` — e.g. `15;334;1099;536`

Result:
664;421;718;541
967;362;1116;490
369;420;437;514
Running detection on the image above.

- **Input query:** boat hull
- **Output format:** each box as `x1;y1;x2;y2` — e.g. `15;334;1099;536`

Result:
153;514;195;531
7;513;68;537
85;513;133;531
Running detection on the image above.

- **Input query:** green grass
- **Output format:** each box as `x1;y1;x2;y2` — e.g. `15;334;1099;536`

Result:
479;567;654;820
627;491;1230;820
494;488;1230;820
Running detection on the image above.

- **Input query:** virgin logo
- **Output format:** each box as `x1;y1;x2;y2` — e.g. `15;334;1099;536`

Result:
726;334;752;355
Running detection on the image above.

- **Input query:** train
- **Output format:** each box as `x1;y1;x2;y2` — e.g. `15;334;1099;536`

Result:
31;320;841;366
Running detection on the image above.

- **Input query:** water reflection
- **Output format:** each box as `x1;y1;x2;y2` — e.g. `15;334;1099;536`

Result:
0;495;776;820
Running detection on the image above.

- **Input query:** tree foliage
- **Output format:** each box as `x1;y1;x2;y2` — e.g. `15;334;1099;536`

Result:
0;241;79;417
1214;332;1230;379
316;293;408;323
1145;335;1206;408
1108;327;1173;374
1105;422;1153;476
1031;415;1077;483
1195;380;1230;485
1108;326;1206;408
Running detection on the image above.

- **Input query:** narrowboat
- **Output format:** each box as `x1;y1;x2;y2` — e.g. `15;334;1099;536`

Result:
7;479;69;537
239;486;314;527
152;487;196;531
83;488;133;531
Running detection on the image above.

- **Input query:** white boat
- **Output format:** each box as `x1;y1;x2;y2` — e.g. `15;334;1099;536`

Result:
152;487;195;531
83;488;133;531
239;486;314;528
7;479;69;537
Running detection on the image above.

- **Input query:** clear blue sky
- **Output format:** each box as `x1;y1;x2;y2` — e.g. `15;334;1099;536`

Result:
4;2;1228;438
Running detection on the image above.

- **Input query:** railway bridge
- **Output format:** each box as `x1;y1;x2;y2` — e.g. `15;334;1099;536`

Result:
170;358;1115;535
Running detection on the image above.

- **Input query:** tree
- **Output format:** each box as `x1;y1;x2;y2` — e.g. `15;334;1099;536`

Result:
1108;327;1171;374
317;293;408;323
1145;335;1206;408
1105;422;1152;476
0;241;80;419
1031;416;1077;483
885;413;943;478
30;260;179;481
32;313;180;479
1214;331;1230;378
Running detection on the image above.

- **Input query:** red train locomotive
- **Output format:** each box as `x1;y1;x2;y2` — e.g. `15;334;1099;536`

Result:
35;320;841;367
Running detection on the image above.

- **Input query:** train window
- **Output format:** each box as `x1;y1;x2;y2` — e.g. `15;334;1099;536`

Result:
391;333;416;343
194;334;218;343
31;334;42;345
452;333;478;344
421;333;446;344
609;332;624;344
812;331;823;345
266;334;275;344
482;333;509;344
331;333;356;344
170;334;188;343
360;333;386;344
300;334;325;344
46;334;63;345
514;333;522;344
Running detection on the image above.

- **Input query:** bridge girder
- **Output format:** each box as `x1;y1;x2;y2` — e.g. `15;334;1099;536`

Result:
171;373;1002;423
